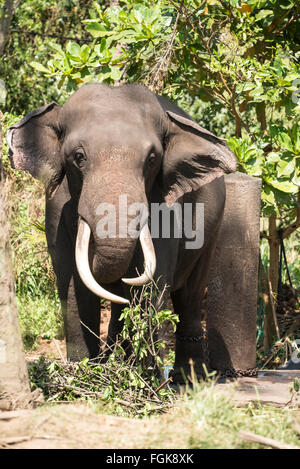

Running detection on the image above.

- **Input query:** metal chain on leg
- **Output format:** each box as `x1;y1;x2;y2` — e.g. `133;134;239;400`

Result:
177;330;258;379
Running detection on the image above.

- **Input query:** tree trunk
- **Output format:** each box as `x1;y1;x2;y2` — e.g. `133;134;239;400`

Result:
268;214;280;294
262;215;280;351
0;0;16;55
261;260;279;352
256;102;267;134
0;113;32;409
206;173;261;373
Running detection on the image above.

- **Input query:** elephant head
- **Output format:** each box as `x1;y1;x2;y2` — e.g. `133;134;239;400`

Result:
7;84;237;303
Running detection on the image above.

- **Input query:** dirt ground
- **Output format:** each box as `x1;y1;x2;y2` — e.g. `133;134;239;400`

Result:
25;306;112;362
0;403;178;449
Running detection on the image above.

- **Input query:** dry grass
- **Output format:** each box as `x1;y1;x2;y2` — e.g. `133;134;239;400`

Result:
1;380;300;449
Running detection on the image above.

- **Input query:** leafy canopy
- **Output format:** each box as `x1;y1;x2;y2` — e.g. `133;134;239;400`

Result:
28;1;300;222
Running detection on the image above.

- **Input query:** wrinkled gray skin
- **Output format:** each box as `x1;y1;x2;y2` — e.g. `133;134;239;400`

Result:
7;84;237;382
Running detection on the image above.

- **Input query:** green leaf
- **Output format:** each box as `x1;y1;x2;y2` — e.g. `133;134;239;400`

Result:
80;45;90;62
48;42;64;55
267;152;281;163
277;132;294;152
277;159;296;177
291;123;300;153
292;173;300;186
261;184;276;205
268;179;297;193
99;38;107;54
110;68;122;81
269;124;285;139
248;86;264;101
67;42;81;57
106;5;121;23
255;9;274;22
132;6;145;23
86;23;113;38
266;88;280;103
30;62;50;74
280;0;297;9
57;75;66;90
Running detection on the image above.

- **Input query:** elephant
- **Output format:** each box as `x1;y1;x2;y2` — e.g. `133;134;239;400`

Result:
7;83;237;382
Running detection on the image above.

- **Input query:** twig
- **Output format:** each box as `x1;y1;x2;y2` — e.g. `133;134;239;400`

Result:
282;189;300;240
132;369;161;402
28;282;176;416
267;270;280;340
79;319;117;355
0;435;32;447
154;376;173;394
0;410;30;420
239;430;300;449
0;434;74;448
113;398;136;409
148;0;183;92
136;404;172;414
53;338;66;364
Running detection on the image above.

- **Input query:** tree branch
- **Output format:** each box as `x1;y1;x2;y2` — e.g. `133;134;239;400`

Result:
282;189;300;239
148;1;183;92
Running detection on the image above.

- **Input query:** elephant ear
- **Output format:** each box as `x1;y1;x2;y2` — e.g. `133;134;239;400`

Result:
157;96;237;206
6;102;64;198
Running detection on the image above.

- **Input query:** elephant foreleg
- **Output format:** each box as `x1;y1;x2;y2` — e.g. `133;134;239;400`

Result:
170;244;218;383
49;226;101;361
171;286;206;383
59;272;101;361
106;301;124;349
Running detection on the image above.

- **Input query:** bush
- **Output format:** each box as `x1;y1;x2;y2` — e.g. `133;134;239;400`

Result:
2;112;62;349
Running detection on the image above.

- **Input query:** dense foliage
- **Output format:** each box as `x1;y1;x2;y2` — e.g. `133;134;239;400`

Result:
0;0;96;112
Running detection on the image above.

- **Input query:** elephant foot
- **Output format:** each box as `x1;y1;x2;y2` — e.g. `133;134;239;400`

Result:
169;362;207;385
171;331;207;384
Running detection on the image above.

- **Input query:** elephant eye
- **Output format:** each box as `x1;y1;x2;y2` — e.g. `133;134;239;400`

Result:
147;153;156;165
74;151;86;168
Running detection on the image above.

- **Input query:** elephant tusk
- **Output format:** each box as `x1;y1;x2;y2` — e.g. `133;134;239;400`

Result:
75;217;129;304
6;129;13;150
122;223;156;286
